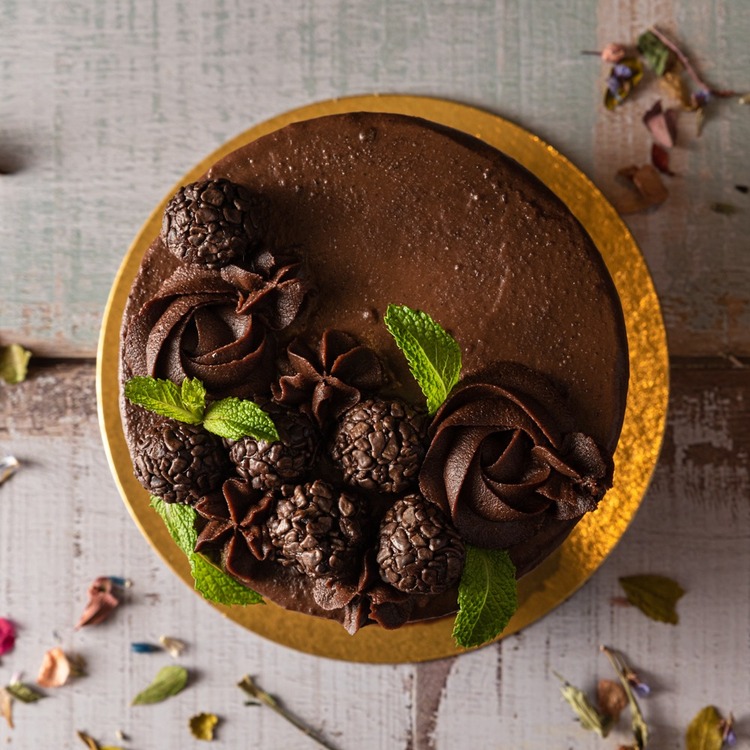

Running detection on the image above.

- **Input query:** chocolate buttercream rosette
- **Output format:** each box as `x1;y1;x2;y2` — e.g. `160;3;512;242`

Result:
419;369;614;551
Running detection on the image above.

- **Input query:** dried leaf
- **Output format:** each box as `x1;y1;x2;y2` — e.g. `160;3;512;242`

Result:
643;100;678;148
661;70;694;109
0;617;16;655
619;574;685;623
6;682;45;703
710;202;740;215
77;730;100;750
651;143;675;175
0;344;31;384
0;688;13;729
555;675;612;737
637;30;672;75
189;712;219;741
132;665;188;705
597;678;628;721
616;165;670;213
686;706;724;750
76;577;120;628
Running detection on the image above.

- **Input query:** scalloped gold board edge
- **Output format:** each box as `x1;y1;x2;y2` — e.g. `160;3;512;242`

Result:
97;94;668;663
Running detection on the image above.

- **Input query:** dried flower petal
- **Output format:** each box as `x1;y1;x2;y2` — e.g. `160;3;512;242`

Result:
0;617;16;656
602;43;627;63
643;100;678;148
189;712;219;741
616;165;670;213
651;143;674;175
0;456;20;486
37;647;84;688
0;688;13;729
131;642;161;653
661;70;694;109
597;678;628;721
159;635;187;659
0;344;31;384
605;58;644;109
77;731;100;750
76;577;120;629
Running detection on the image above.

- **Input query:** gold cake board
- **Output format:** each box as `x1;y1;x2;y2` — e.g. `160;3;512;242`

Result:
97;95;668;663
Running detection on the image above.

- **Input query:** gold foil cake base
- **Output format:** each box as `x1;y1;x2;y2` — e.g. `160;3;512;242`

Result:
97;95;668;663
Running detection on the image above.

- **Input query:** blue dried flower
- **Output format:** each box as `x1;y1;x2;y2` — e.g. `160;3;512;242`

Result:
725;727;737;746
694;89;712;107
626;671;650;697
613;63;635;79
131;642;161;654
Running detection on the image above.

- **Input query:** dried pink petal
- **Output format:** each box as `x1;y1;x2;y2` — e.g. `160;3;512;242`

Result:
37;647;73;688
651;143;675;175
0;618;16;656
602;43;627;63
75;577;120;629
643;100;679;149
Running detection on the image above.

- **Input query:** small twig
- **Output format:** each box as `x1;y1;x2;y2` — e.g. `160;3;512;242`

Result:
238;675;338;750
649;26;737;97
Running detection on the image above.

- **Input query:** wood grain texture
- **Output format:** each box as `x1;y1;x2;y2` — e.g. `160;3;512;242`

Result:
2;359;749;748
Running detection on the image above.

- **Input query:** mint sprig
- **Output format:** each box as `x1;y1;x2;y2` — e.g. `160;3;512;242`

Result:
384;304;462;415
124;375;278;443
452;546;518;649
124;376;205;424
150;497;263;606
204;398;280;442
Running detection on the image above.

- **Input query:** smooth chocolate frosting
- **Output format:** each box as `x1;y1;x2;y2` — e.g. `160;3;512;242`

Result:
121;111;629;628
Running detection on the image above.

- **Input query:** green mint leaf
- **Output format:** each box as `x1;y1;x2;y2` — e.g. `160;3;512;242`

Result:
637;30;671;75
203;398;280;442
686;706;724;750
131;665;188;705
124;376;205;424
0;343;31;384
555;675;612;737
6;682;45;703
619;574;685;624
150;496;197;556
150;497;263;606
191;554;264;605
384;304;462;415
452;546;517;648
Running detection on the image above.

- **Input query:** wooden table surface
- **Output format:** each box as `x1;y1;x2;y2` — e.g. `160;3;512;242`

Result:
1;1;749;748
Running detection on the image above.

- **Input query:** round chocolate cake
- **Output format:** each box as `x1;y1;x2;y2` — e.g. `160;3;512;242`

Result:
120;112;628;634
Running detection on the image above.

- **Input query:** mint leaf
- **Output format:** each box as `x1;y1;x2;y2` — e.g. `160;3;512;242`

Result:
150;496;197;556
6;683;45;703
192;554;264;605
203;398;279;442
131;665;188;705
686;706;724;750
150;496;263;606
124;376;205;424
452;546;517;648
637;30;671;76
384;304;462;415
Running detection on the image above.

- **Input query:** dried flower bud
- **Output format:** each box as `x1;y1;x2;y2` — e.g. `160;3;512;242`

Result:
602;43;627;63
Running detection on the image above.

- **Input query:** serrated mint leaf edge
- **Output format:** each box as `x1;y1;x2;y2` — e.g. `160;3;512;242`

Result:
384;304;462;415
150;496;263;606
452;546;517;649
203;397;280;442
124;376;205;424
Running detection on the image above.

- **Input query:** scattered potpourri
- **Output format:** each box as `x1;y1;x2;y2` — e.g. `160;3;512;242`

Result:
586;26;747;213
76;729;124;750
189;712;220;741
76;577;123;629
0;343;31;384
238;675;339;750
159;635;187;658
36;647;86;688
0;456;20;486
686;706;736;750
131;664;188;705
0;617;16;656
618;574;685;624
130;642;161;654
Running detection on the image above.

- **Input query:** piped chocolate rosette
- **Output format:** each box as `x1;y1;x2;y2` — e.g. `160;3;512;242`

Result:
122;178;615;647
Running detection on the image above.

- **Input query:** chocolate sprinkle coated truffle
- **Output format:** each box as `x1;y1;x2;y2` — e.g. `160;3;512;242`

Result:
162;178;267;268
267;480;363;581
331;398;426;494
133;420;229;504
377;494;464;595
228;408;318;491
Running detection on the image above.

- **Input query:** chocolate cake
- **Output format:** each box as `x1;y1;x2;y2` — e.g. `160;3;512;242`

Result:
120;112;628;634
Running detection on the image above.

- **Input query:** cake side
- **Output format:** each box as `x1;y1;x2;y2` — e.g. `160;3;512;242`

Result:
120;111;628;631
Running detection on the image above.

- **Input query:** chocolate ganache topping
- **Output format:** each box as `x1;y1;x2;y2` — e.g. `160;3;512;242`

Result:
273;329;385;426
419;380;614;550
129;248;309;398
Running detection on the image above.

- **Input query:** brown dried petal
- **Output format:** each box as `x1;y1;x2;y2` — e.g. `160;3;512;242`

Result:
75;577;120;629
597;678;628;721
616;164;669;214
